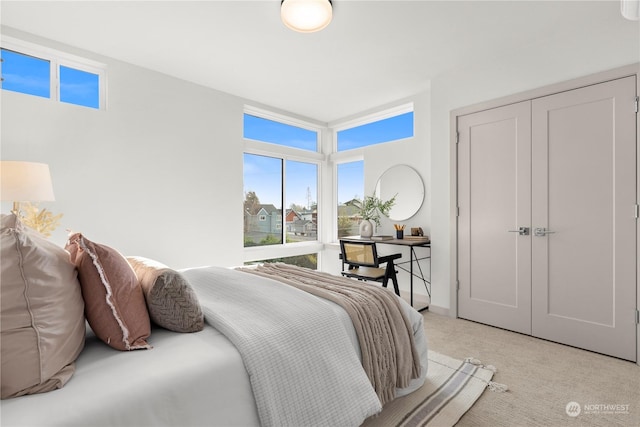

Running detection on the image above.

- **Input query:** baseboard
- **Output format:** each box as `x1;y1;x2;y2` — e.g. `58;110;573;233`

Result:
424;305;449;317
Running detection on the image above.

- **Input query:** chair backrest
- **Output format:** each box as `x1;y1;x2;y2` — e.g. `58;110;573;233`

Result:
340;240;380;268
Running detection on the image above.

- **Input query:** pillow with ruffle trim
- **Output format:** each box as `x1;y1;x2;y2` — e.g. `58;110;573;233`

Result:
66;233;151;351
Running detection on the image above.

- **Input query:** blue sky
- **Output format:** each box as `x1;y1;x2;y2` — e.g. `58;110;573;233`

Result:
1;48;99;109
243;113;413;209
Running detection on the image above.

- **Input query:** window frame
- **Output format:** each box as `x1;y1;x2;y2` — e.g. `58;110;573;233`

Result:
1;36;107;110
329;102;415;241
332;102;414;152
243;107;325;264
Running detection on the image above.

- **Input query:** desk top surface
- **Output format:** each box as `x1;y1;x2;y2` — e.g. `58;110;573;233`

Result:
341;236;431;247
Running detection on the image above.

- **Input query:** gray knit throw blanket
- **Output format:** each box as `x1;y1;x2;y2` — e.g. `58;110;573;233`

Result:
239;263;421;405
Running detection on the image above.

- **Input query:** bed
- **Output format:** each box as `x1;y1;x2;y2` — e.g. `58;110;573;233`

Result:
0;218;428;427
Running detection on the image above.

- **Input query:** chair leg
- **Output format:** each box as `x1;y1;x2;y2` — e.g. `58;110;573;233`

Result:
384;262;400;296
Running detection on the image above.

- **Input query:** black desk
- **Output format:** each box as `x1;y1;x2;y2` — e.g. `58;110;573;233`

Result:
340;236;431;311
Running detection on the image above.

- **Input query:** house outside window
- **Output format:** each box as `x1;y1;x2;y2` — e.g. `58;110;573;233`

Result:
332;104;414;240
243;107;322;268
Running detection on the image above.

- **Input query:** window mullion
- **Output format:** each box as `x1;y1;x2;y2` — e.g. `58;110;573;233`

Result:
51;59;58;102
281;158;286;245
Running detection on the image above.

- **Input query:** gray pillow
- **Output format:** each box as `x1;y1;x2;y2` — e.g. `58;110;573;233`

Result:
127;257;204;333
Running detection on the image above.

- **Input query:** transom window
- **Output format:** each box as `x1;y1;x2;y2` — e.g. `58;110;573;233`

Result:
1;37;106;110
244;113;318;152
336;107;414;151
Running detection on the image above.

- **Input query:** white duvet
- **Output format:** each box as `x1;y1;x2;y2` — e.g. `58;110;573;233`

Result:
0;266;428;427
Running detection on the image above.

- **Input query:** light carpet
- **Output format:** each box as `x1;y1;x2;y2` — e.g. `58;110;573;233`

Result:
362;351;499;427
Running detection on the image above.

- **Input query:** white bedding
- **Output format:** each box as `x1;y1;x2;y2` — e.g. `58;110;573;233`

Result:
0;267;428;427
1;326;260;427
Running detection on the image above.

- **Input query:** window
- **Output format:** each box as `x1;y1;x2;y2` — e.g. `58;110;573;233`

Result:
244;114;318;151
337;161;364;238
59;65;100;109
0;49;50;98
243;153;318;248
332;104;414;240
1;38;106;110
242;109;321;263
244;154;283;246
336;110;414;151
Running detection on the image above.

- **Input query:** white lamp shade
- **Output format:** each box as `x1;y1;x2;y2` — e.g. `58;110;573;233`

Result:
281;0;333;33
621;0;640;20
0;161;55;202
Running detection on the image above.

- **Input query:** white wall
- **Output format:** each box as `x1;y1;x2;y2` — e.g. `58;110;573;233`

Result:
1;27;433;277
1;27;247;269
3;12;638;310
430;14;639;312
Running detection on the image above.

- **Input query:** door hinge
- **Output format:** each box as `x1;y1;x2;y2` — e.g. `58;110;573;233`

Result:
635;96;639;113
456;206;460;217
456;132;460;144
456;280;460;291
636;309;640;325
635;204;639;219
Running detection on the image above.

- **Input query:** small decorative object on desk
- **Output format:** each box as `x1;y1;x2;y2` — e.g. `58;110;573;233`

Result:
345;193;396;238
371;235;394;241
411;227;424;237
394;224;405;239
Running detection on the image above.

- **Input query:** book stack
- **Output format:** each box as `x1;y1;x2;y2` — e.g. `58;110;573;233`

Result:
370;235;394;241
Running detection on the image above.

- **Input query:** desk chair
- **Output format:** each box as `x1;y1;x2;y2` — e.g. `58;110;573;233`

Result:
339;240;402;295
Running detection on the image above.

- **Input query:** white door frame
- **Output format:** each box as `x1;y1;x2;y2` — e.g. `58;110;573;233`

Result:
449;63;640;365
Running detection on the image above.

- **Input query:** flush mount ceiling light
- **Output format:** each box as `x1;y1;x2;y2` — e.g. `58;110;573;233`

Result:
281;0;333;33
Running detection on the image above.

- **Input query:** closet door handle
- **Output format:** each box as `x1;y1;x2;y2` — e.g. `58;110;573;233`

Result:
507;227;529;236
534;227;555;237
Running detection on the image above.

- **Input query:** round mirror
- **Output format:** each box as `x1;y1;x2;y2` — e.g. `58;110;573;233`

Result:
375;165;424;221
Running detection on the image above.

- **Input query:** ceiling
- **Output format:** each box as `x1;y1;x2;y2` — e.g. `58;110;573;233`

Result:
0;1;636;123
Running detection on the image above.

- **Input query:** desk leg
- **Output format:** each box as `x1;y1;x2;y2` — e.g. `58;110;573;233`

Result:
410;247;414;307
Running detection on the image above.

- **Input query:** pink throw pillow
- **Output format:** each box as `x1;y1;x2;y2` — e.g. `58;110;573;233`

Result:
66;233;151;351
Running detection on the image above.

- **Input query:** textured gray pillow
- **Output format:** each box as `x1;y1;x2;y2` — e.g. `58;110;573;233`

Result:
127;257;204;333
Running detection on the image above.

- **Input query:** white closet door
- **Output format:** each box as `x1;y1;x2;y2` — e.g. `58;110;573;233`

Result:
531;76;637;361
458;101;532;334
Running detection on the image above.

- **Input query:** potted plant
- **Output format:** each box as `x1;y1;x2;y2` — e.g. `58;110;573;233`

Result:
346;193;396;237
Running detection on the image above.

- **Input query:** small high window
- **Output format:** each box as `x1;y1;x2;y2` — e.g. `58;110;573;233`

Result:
0;49;50;98
1;38;106;110
336;110;414;151
244;114;318;152
59;65;100;109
